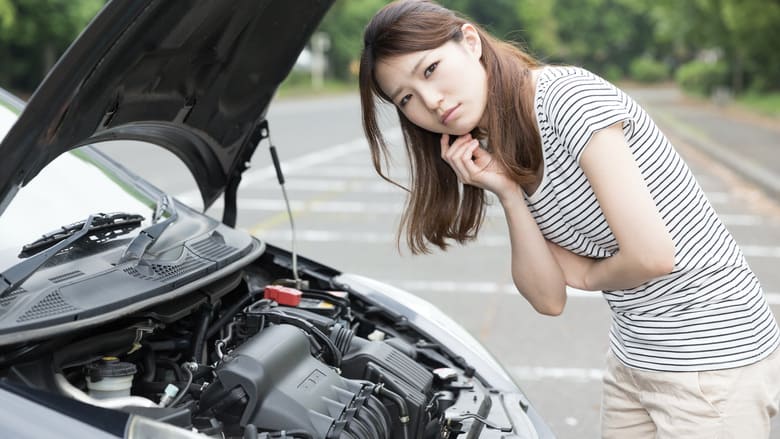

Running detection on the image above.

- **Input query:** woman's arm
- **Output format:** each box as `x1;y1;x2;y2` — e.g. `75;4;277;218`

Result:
441;134;567;315
499;186;568;315
555;123;676;291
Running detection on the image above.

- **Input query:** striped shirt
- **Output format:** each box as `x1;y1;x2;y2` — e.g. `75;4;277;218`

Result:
526;66;779;372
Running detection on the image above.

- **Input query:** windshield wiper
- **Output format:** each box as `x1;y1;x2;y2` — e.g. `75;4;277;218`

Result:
19;213;144;258
117;194;178;265
1;213;144;298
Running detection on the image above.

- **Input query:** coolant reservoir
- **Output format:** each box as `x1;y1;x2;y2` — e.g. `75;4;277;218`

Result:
85;357;137;399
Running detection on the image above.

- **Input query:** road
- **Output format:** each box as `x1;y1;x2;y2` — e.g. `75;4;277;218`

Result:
100;86;780;438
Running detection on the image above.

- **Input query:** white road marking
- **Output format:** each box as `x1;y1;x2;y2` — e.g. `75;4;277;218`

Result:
287;165;403;179
717;214;765;226
245;178;407;194
175;132;403;203
226;198;766;226
509;366;604;382
257;229;780;259
376;279;780;305
705;192;730;204
234;199;406;214
741;245;780;258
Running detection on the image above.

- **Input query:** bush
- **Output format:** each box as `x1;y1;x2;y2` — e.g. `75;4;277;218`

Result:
675;60;728;96
600;64;624;83
629;57;669;83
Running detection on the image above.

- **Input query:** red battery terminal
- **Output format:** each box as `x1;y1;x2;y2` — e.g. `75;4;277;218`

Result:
264;285;302;306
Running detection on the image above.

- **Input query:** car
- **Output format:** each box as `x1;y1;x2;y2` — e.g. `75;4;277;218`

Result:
0;1;555;438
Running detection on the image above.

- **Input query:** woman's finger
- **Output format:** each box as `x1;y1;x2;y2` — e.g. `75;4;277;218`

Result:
445;134;473;162
449;140;478;183
460;141;482;177
440;134;450;159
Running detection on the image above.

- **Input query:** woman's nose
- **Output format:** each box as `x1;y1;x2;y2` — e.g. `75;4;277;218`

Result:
419;87;443;111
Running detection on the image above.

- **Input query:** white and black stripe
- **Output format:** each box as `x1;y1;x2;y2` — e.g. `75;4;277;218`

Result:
527;66;779;372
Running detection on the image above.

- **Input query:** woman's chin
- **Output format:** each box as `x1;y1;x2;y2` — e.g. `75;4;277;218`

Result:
447;124;478;137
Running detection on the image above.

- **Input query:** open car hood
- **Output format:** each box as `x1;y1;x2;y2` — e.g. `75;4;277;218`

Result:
0;0;332;216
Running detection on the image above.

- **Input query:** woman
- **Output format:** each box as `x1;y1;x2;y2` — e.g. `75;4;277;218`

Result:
358;0;780;437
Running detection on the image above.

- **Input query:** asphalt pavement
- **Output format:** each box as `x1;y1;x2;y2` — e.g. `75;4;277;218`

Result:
98;84;779;438
628;85;780;201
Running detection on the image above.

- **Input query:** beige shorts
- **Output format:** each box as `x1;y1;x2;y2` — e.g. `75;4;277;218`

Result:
601;347;780;439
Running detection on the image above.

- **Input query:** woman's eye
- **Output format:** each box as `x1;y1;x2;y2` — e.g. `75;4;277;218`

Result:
424;62;438;78
399;94;412;107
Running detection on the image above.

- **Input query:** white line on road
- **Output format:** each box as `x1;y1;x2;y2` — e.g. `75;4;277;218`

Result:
509;366;604;382
243;178;407;194
257;229;780;258
229;198;766;226
705;192;730;204
234;199;406;214
287;165;404;179
740;245;780;258
717;214;766;226
175;132;403;203
377;279;780;304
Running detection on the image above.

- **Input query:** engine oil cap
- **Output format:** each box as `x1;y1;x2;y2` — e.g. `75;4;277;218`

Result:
85;356;137;381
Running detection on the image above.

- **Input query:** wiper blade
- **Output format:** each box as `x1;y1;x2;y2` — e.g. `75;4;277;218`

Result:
118;194;178;265
19;212;144;258
1;213;143;297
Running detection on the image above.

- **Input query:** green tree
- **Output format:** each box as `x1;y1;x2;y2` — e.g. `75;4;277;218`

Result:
318;0;387;81
720;0;780;91
0;0;15;32
547;0;655;77
513;0;560;59
0;0;103;94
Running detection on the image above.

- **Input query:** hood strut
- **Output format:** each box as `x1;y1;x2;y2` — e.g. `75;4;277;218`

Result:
222;120;268;227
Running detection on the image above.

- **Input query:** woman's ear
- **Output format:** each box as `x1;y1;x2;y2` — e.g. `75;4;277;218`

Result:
460;23;482;59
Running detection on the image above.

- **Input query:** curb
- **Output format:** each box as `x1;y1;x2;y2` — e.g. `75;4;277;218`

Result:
650;109;780;201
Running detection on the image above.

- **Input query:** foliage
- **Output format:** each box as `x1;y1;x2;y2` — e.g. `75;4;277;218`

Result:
317;0;387;81
675;60;728;96
629;57;669;83
547;0;656;74
737;92;780;118
0;0;15;32
1;0;779;96
0;0;103;93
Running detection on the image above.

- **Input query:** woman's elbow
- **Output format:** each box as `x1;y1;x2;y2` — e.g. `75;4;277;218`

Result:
514;282;567;316
636;240;676;278
534;299;566;316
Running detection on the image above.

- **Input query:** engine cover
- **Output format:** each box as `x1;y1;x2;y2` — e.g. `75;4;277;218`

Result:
210;324;391;438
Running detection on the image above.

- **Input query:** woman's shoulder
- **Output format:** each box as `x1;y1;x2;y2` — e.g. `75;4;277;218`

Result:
535;66;621;112
537;65;611;95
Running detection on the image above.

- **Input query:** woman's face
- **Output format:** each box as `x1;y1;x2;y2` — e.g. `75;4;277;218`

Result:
374;24;488;136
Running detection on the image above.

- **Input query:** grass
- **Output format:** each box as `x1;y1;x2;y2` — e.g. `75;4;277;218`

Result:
736;92;780;118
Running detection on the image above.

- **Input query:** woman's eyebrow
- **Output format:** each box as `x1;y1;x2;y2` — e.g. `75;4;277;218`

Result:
390;52;430;101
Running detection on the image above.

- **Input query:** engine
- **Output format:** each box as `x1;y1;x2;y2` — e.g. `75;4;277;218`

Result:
200;324;395;438
0;252;512;438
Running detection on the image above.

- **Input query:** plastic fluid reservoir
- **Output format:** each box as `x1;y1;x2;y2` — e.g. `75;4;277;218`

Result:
85;356;137;399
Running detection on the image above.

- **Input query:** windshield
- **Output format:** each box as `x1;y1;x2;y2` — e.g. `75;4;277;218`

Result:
0;102;15;137
0;90;159;271
0;148;156;271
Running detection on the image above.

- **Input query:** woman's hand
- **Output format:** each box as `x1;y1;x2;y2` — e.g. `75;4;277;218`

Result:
440;133;515;197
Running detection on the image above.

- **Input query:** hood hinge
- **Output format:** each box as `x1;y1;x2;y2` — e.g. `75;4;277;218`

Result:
222;119;269;227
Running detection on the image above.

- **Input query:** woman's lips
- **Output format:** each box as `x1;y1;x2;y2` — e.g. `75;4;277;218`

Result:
441;104;460;125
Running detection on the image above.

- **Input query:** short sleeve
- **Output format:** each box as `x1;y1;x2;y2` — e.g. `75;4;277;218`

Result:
542;71;634;162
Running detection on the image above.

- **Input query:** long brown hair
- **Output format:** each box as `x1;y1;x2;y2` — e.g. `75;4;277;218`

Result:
359;0;542;254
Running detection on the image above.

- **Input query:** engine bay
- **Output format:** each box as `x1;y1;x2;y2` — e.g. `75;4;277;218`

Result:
0;245;519;438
